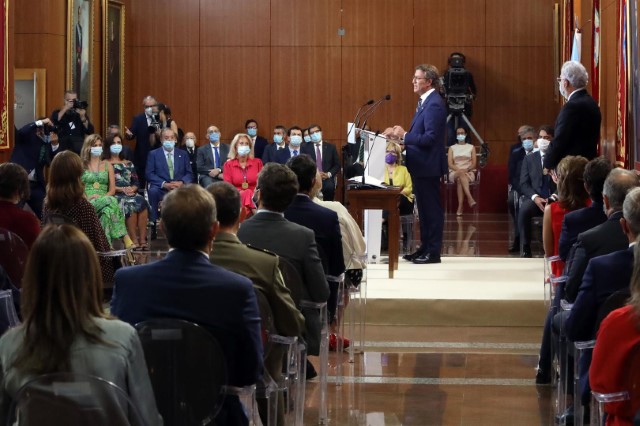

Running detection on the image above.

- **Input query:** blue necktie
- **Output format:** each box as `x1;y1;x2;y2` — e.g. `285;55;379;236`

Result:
293;150;298;156
213;146;220;169
540;175;550;198
416;98;423;112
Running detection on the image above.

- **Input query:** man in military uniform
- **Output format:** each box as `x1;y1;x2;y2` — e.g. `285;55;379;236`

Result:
207;181;304;426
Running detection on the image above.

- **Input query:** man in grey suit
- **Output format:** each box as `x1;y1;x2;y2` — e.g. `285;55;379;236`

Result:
237;163;329;360
197;125;229;187
517;139;556;257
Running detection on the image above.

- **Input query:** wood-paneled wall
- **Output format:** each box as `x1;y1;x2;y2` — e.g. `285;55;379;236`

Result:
9;0;560;171
121;0;559;169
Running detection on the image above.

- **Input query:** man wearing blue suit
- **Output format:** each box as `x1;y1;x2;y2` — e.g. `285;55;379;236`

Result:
261;125;287;164
145;128;193;238
385;64;448;264
111;184;263;426
556;187;640;416
125;95;159;188
274;126;304;165
285;155;345;346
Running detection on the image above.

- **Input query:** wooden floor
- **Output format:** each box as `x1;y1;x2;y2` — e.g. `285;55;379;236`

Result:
140;212;554;425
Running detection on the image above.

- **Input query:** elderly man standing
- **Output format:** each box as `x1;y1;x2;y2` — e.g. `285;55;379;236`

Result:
544;61;601;170
126;95;160;188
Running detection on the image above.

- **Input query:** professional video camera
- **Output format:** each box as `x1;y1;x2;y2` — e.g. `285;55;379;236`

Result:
443;52;474;116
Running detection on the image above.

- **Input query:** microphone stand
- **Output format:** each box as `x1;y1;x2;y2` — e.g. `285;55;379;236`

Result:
343;99;374;204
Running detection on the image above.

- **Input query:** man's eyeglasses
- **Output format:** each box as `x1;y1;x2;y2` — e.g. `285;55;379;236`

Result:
412;76;427;82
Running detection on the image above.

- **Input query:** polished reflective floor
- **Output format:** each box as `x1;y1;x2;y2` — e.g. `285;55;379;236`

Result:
137;212;551;425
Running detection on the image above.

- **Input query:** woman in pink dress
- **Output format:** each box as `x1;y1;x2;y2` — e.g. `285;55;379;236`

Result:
223;133;263;221
447;127;477;215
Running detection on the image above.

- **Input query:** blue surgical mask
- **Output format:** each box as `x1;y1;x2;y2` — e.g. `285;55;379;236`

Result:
247;128;257;137
209;133;220;143
537;139;550;153
90;147;103;157
456;134;466;142
311;132;322;143
522;139;534;151
237;145;251;156
163;140;175;151
110;144;123;154
304;135;311;143
273;134;284;144
289;135;303;147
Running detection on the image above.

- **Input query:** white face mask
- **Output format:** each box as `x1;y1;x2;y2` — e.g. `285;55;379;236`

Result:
537;139;550;153
185;138;195;148
145;107;153;116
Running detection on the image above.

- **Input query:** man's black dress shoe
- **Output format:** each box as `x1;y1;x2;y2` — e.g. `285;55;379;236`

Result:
508;238;520;253
535;370;551;385
150;222;157;241
521;244;532;258
403;249;423;261
412;253;441;264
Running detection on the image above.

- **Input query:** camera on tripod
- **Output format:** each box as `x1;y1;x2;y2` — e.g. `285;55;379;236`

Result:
443;53;474;116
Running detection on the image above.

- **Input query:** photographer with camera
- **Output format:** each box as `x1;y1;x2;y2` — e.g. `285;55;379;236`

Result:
11;118;63;218
50;90;94;155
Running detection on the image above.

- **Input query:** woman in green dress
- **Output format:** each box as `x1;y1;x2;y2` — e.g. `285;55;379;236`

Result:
80;134;132;248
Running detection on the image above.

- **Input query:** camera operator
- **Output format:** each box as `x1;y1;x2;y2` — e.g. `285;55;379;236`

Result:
50;90;94;154
10;118;63;218
443;53;476;146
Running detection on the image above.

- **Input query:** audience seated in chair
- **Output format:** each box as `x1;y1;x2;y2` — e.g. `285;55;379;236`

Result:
542;155;589;276
80;134;131;248
517;132;555;257
285;155;346;351
224;133;263;221
237;163;329;361
0;224;161;425
535;168;639;385
555;187;640;416
145;128;193;238
0;163;40;248
42;151;115;284
590;240;640;426
564;169;640;303
207;181;304;426
447;126;477;216
507;125;536;252
111;184;263;426
557;157;611;261
197;125;229;188
104;134;150;251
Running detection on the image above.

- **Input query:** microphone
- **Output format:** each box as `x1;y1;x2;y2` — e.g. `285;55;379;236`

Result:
360;94;391;131
347;99;375;143
361;130;381;187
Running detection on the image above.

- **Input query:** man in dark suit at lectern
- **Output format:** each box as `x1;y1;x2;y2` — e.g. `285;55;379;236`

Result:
544;61;601;170
385;64;448;264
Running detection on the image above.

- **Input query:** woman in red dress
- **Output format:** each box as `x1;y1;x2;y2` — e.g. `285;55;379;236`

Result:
223;133;263;220
542;155;590;276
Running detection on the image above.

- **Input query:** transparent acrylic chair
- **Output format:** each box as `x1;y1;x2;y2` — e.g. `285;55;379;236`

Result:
0;228;28;289
8;372;147;426
340;254;368;364
0;288;20;335
135;318;228;426
299;299;329;425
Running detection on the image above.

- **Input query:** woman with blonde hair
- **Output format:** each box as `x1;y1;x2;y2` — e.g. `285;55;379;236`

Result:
223;133;263;220
80;134;131;247
383;141;414;215
0;224;162;425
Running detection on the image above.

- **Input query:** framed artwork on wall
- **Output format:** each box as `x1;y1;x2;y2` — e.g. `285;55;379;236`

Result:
104;0;124;132
1;0;9;150
66;0;93;114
